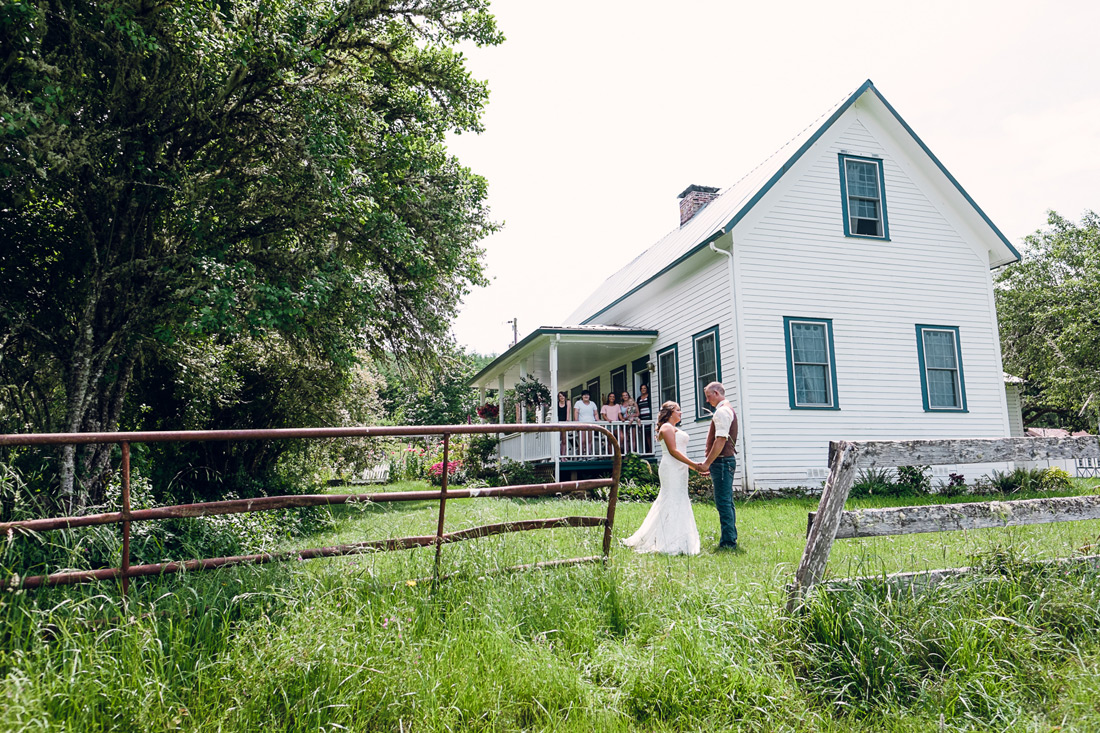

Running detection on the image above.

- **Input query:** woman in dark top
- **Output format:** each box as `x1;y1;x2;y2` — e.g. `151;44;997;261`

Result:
637;383;652;452
556;391;571;455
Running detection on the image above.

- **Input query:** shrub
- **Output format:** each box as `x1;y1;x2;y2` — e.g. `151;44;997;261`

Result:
935;472;968;497
986;466;1046;494
688;471;712;500
1040;466;1073;492
386;443;430;482
850;467;895;498
620;454;657;486
465;434;500;479
895;465;931;496
429;460;466;486
488;458;541;487
616;479;659;503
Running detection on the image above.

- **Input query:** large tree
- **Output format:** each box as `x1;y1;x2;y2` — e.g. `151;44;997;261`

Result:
996;211;1100;432
0;0;501;509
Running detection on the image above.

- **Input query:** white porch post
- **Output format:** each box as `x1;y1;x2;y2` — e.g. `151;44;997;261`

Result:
497;375;505;464
550;337;560;483
519;361;527;462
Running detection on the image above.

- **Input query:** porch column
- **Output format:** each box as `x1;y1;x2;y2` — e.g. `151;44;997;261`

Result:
550;337;560;483
498;375;505;464
519;362;527;462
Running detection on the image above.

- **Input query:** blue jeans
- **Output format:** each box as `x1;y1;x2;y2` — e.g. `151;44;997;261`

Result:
710;456;737;547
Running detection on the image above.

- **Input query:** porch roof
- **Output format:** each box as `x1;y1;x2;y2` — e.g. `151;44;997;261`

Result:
469;326;658;390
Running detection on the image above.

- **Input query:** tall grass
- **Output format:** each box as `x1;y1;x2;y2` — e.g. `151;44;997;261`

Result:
3;483;1100;730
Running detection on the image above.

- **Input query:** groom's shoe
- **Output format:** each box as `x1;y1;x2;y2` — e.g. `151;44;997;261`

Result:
715;543;737;552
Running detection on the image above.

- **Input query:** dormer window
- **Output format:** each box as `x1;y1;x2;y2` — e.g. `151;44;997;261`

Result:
839;154;889;239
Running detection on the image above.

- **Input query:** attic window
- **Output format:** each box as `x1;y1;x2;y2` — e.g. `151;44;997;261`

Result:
839;155;889;240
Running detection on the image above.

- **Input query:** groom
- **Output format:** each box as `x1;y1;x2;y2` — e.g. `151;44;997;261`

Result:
700;381;738;550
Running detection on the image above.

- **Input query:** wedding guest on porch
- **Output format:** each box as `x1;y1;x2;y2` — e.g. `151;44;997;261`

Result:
600;392;622;455
556;391;572;455
573;390;599;455
600;392;621;422
620;391;640;453
637;383;653;452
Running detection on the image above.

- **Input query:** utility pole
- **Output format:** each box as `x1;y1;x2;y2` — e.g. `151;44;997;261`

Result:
506;318;518;347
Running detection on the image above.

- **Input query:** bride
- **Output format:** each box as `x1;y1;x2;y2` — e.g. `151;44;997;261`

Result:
623;401;705;555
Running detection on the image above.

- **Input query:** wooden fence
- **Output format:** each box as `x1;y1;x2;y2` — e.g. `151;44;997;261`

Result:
0;424;622;594
789;436;1100;611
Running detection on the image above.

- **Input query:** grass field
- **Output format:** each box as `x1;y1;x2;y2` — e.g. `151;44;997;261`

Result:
3;482;1100;731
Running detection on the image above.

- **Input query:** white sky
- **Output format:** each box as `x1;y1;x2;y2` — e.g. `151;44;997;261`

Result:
447;0;1100;357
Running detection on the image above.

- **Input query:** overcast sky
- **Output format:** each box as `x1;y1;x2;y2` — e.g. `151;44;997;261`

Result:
446;0;1100;357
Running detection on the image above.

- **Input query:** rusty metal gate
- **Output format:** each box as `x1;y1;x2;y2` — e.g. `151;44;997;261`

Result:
0;424;621;593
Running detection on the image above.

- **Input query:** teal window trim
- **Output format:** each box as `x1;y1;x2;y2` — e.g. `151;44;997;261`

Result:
783;316;840;410
657;345;679;407
631;355;651;373
838;154;890;241
570;384;583;403
915;324;968;412
691;326;722;421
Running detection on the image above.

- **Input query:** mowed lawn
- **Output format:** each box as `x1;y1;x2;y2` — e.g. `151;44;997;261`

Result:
4;481;1100;732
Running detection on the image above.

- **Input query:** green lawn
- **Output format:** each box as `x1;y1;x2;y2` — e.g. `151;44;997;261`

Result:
4;483;1100;731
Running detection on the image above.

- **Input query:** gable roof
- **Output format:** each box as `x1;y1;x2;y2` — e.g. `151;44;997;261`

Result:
568;79;1022;325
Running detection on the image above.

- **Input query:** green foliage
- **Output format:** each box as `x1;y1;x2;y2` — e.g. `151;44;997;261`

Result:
996;211;1100;431
377;348;493;426
386;443;431;483
489;458;541;487
894;465;932;496
620;454;657;486
935;472;968;497
1041;466;1074;492
986;466;1047;494
463;433;499;479
849;466;896;498
513;376;551;420
0;0;502;508
788;548;1100;722
615;479;659;503
688;470;713;499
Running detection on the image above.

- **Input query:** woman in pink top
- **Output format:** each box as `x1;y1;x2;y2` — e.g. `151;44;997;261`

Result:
600;392;621;422
600;393;622;454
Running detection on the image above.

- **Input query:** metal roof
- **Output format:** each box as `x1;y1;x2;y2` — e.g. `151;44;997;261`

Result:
567;80;1021;325
468;326;659;389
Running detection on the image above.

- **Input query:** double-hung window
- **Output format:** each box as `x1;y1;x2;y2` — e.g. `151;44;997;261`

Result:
916;325;967;411
839;154;889;239
784;317;839;409
692;326;720;420
657;345;679;406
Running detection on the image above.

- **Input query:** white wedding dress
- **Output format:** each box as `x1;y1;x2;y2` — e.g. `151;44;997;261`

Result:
623;427;701;555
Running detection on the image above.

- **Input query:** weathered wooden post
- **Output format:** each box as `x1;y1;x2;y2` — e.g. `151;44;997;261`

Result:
788;440;859;612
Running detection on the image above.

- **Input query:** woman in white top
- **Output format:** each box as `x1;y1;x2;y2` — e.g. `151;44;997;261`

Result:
623;401;704;555
573;390;599;455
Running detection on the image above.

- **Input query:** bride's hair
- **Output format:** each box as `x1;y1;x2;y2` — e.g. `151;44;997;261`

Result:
656;401;679;428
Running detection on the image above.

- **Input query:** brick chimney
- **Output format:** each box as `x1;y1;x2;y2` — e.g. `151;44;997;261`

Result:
678;184;720;226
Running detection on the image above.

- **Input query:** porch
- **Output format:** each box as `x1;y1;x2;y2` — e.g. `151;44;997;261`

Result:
469;326;660;481
500;421;658;466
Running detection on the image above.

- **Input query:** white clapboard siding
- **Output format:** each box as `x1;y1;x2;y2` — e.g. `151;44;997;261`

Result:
729;109;1009;489
594;251;743;480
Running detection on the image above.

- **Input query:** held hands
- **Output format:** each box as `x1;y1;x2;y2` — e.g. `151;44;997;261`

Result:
691;461;709;474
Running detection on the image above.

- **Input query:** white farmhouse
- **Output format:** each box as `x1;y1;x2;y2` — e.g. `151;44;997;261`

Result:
470;80;1021;489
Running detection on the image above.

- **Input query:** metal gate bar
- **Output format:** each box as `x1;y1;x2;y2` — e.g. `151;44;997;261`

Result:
0;424;622;592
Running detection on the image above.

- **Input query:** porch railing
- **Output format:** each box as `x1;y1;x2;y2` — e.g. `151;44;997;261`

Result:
501;421;655;463
0;424;622;594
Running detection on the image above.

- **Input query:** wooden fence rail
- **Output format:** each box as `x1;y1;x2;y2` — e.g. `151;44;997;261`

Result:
0;424;622;593
789;435;1100;611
